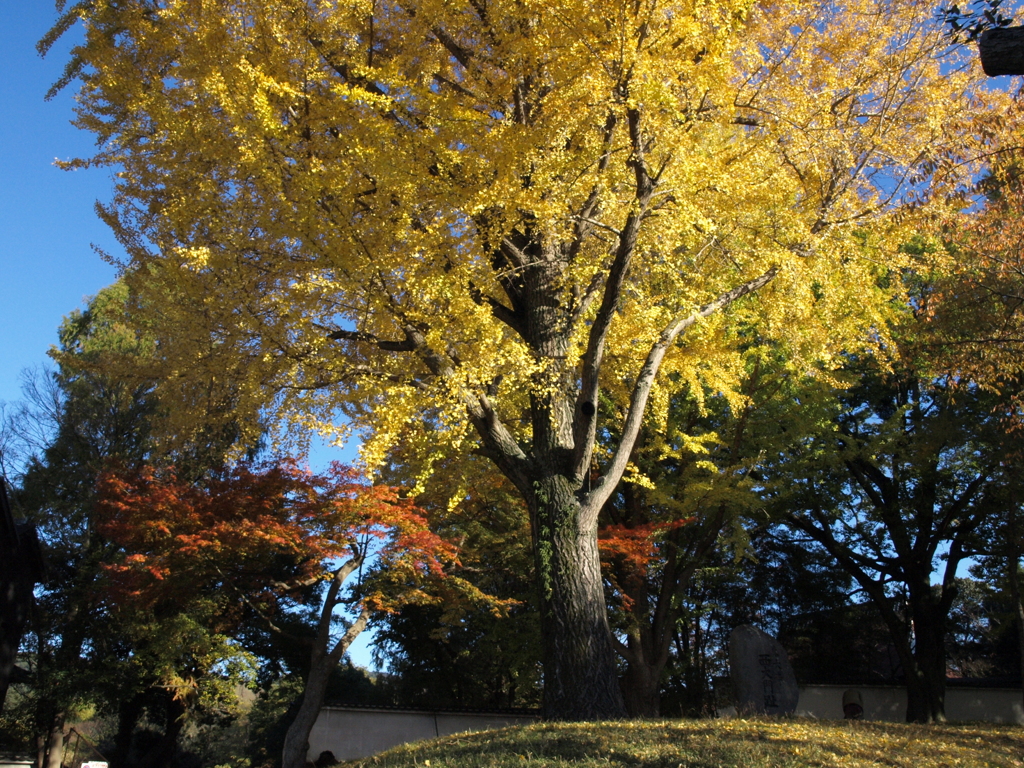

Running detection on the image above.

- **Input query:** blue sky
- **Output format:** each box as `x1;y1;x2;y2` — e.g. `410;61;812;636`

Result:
1;2;120;407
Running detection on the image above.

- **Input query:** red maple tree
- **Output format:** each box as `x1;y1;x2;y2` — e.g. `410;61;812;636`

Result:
94;459;454;768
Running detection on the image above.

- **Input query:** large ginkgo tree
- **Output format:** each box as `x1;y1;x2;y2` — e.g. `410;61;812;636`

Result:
46;0;1005;717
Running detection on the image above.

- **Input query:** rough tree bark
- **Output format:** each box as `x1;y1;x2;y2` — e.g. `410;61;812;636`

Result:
903;576;956;724
463;260;775;720
979;27;1024;76
530;475;624;719
40;712;66;768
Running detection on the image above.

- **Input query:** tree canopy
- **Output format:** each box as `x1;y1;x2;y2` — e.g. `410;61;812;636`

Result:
4;284;159;768
47;0;1009;717
773;357;1020;722
94;459;455;768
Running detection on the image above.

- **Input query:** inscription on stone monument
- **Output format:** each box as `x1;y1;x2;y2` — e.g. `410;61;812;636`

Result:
729;624;799;716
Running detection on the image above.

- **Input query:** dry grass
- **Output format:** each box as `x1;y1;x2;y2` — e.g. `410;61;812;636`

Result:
340;718;1024;768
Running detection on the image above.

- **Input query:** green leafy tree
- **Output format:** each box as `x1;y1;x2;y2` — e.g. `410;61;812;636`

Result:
374;460;541;710
9;283;156;768
774;361;1019;722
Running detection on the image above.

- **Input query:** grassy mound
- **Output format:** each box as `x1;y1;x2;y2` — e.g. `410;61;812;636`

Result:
339;718;1024;768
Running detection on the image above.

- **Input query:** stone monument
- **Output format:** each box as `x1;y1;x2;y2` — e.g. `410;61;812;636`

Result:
728;624;799;716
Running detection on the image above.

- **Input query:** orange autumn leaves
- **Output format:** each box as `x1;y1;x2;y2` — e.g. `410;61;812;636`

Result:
929;167;1024;393
94;457;695;620
598;518;696;611
93;460;455;621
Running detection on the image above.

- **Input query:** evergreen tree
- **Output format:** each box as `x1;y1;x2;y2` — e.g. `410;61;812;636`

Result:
12;283;156;768
773;359;1019;722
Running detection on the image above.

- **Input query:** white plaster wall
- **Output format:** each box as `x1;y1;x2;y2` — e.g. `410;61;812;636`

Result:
946;687;1024;724
306;707;539;762
434;713;536;736
795;685;1024;724
795;685;906;721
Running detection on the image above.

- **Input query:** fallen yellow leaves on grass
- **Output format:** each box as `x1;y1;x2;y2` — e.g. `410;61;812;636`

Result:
348;718;1024;768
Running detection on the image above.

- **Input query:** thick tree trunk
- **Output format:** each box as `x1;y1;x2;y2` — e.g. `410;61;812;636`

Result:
138;693;185;768
532;476;625;720
904;667;947;723
111;693;144;768
282;658;333;768
41;712;65;768
457;219;774;721
904;597;948;724
621;661;660;718
905;666;947;724
868;598;946;723
979;27;1024;76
